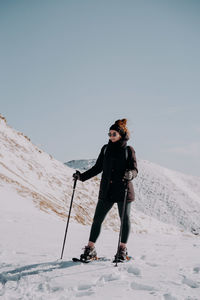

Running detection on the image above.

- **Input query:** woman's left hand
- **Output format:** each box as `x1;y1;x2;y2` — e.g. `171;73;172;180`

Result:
123;169;138;181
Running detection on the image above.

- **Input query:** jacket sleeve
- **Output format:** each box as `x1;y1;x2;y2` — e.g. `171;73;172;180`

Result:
80;145;107;182
127;146;138;174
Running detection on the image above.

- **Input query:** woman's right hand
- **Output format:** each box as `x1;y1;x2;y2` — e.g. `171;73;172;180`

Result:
73;170;82;181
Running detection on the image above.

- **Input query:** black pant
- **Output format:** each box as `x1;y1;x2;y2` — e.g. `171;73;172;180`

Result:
89;199;132;244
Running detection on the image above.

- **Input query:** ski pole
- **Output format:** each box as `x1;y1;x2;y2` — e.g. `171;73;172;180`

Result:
115;179;128;267
60;177;77;260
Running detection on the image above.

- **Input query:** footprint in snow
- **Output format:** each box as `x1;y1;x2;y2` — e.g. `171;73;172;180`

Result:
77;283;95;291
76;283;95;297
193;266;200;274
140;255;146;260
126;265;141;276
163;293;178;300
145;262;158;267
130;281;156;291
182;276;199;288
76;290;95;297
97;271;122;285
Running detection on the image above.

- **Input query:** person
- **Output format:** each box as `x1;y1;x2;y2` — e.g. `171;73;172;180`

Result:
73;119;138;261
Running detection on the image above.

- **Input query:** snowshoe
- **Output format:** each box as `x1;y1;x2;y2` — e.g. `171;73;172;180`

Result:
79;245;97;262
113;246;129;263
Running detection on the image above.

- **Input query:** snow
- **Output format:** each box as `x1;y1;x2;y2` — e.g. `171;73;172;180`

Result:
1;187;200;299
1;114;200;299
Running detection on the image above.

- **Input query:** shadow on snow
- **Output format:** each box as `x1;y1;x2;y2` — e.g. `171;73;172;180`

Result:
0;259;79;284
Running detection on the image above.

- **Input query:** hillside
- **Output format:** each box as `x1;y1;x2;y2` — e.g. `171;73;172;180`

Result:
1;114;200;235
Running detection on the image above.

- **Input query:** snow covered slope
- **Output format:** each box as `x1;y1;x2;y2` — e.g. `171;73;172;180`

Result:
1;184;200;300
135;160;200;235
1;114;200;235
0;114;176;235
66;158;200;235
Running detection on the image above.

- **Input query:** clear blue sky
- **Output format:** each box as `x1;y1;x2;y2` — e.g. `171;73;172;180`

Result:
0;0;200;176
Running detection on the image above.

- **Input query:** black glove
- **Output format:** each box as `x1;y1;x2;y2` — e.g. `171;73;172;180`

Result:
123;169;138;181
73;170;82;181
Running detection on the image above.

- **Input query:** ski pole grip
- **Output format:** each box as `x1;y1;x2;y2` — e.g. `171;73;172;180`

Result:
73;177;77;190
124;179;128;190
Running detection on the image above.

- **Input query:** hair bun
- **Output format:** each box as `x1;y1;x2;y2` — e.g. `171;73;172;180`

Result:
115;119;127;126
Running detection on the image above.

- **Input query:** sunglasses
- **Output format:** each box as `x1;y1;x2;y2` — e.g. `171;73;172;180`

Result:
108;132;118;137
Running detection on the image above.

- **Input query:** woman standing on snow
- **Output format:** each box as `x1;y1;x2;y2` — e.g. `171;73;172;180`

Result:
73;119;138;261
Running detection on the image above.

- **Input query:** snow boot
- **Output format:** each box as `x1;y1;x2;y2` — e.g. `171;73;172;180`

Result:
114;246;128;262
80;245;97;261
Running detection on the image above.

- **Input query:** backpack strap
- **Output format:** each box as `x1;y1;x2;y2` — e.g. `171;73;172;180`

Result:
125;146;129;160
103;145;107;155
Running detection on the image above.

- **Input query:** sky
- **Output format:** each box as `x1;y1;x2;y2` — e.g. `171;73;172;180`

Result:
0;0;200;176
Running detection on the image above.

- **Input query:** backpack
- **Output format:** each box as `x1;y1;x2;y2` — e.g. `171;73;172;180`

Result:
103;145;129;160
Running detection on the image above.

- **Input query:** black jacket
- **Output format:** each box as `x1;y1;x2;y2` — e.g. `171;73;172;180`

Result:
81;136;138;202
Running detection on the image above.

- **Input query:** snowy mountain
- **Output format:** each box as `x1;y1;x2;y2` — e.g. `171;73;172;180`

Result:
1;113;166;234
65;159;96;171
1;114;200;299
1;113;200;235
